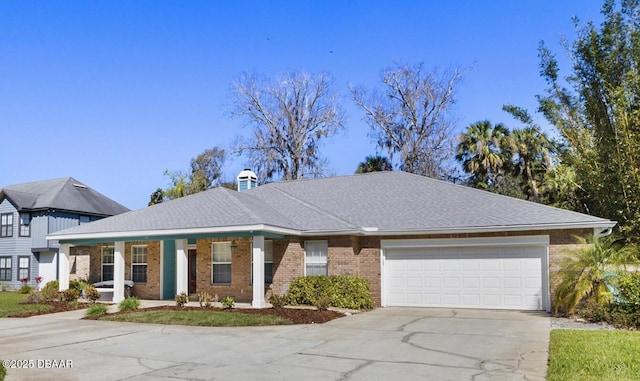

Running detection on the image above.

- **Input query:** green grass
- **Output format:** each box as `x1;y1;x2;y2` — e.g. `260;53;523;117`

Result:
98;310;293;326
0;291;53;317
548;330;640;381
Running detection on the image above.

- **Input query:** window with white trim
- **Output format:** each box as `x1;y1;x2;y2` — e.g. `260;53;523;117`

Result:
19;213;30;237
0;257;11;281
305;240;328;276
18;256;29;280
131;245;147;283
1;213;13;237
212;242;232;284
251;240;273;284
101;246;114;281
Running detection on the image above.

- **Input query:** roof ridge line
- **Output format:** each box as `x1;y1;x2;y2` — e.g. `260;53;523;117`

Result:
267;185;358;229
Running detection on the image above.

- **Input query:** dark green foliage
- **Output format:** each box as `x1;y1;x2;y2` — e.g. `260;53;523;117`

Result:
61;288;81;302
268;293;288;309
118;296;140;312
288;275;374;310
69;279;88;292
0;359;5;381
614;272;640;305
355;155;393;173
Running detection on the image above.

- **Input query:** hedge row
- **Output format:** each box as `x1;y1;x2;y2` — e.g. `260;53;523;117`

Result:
287;275;373;310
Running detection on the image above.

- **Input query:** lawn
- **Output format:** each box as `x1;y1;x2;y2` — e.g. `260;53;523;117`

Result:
548;329;640;381
97;309;293;326
0;292;53;317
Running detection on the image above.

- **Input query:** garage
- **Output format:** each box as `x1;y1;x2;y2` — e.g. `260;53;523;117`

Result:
382;237;549;311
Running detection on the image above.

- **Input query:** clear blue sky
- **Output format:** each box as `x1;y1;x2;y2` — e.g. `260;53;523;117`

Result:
0;1;603;210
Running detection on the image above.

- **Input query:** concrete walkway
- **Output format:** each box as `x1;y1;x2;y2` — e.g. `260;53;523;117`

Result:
0;307;549;380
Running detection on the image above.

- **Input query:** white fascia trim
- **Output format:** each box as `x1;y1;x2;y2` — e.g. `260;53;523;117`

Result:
381;235;550;249
357;221;617;237
48;224;302;241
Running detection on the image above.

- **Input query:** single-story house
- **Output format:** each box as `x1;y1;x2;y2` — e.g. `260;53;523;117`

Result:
48;170;615;311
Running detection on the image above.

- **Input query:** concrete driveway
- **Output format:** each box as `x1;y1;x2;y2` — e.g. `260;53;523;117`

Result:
0;307;549;381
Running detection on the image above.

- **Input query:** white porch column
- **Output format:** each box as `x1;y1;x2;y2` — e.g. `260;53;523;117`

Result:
58;244;71;291
175;239;188;296
252;235;265;308
113;241;126;303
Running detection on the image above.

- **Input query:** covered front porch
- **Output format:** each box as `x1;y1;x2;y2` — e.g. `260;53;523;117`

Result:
56;231;284;308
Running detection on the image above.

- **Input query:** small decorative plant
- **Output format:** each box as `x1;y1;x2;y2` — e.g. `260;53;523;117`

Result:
18;277;33;294
62;288;81;302
118;296;140;312
175;292;189;308
84;286;101;303
268;293;289;309
315;296;331;311
197;291;216;308
41;280;60;301
221;295;235;309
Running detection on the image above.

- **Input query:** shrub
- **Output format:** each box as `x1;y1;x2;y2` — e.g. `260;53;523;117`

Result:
221;296;235;309
62;288;81;302
18;284;34;294
41;281;60;302
197;291;216;307
175;292;189;308
0;359;5;381
268;293;288;309
69;279;89;292
84;286;101;303
0;282;9;291
118;296;140;312
24;291;44;304
614;271;640;305
288;275;374;310
85;304;108;317
315;296;331;311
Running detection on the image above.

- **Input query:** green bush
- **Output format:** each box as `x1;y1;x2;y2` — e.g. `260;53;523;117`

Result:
268;293;288;309
118;296;140;312
0;359;5;381
84;286;101;303
221;296;235;309
69;279;89;292
315;296;331;311
85;304;108;317
19;284;34;294
288;275;374;310
62;288;81;302
175;292;189;308
41;281;60;302
615;272;640;305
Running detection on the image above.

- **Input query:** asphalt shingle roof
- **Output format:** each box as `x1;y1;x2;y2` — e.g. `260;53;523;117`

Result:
48;171;614;240
1;177;129;216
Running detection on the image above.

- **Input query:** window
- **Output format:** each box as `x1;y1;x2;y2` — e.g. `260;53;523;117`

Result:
18;256;29;280
19;213;31;237
0;257;11;281
1;213;13;237
101;246;114;281
131;246;147;283
251;240;273;284
212;242;232;284
305;241;328;276
79;215;91;225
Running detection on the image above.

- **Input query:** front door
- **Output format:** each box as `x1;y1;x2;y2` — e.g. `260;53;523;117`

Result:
188;249;197;294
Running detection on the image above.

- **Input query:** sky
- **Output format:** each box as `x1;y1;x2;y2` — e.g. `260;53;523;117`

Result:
0;1;605;210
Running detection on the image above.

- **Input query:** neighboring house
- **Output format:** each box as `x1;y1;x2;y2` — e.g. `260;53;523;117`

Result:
48;170;615;311
0;177;129;288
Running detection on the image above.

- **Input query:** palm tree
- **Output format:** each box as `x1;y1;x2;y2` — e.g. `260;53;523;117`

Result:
554;236;639;314
355;155;393;173
508;126;555;203
456;121;511;189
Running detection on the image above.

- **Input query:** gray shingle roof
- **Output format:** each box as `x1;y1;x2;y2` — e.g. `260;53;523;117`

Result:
49;171;614;241
1;177;129;216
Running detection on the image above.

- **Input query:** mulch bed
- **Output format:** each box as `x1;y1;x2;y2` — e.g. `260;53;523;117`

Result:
102;305;346;324
9;301;93;318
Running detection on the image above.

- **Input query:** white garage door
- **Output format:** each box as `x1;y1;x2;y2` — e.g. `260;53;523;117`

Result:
384;243;546;310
